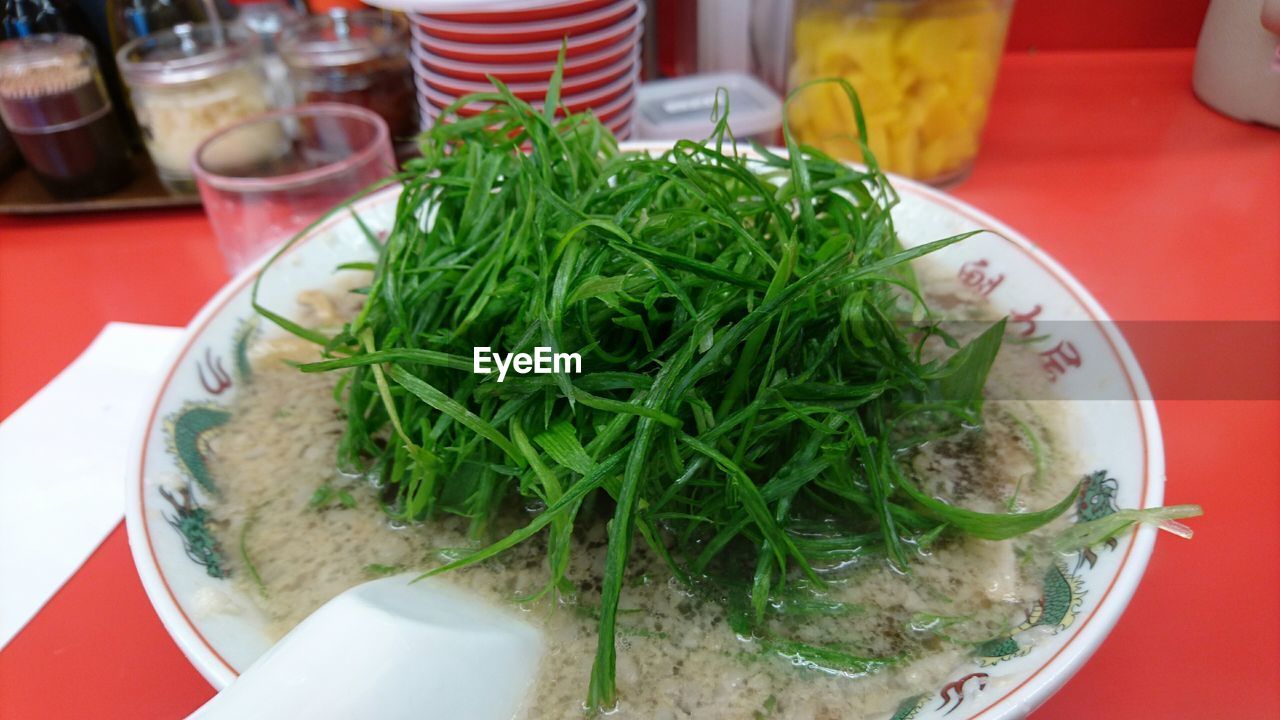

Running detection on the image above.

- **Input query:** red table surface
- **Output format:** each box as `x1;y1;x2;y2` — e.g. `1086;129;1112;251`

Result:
1;49;1278;718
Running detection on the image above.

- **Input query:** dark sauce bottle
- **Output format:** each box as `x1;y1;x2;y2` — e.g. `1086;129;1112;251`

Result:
3;0;140;141
0;33;132;198
0;18;17;178
280;10;418;140
0;122;19;179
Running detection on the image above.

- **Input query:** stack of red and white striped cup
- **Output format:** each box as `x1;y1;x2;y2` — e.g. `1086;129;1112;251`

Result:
374;0;644;138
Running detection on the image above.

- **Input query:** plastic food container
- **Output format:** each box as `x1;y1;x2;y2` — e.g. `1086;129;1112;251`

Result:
635;73;783;144
787;0;1012;184
279;10;418;139
0;34;133;198
118;24;274;192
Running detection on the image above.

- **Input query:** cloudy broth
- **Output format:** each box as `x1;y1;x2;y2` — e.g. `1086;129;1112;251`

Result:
203;274;1080;719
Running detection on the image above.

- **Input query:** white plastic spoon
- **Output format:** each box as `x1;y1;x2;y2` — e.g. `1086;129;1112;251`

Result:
190;574;545;720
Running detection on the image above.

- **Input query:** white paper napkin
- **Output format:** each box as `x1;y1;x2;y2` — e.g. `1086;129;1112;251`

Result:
0;322;183;649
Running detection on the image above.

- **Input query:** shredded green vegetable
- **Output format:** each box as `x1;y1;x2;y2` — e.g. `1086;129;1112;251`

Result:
253;71;1100;711
239;513;267;599
1054;504;1203;552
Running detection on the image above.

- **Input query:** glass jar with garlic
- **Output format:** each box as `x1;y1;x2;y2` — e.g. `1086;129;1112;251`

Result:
118;24;283;192
787;0;1012;184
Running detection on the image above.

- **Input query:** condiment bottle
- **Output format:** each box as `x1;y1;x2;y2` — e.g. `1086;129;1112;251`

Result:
3;0;139;142
0;124;20;179
279;10;417;139
0;33;133;198
117;22;274;192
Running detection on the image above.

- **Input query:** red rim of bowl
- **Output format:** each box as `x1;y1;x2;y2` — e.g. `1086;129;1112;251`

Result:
421;113;634;143
409;1;643;63
417;90;636;125
411;27;637;81
410;0;635;43
416;69;635;115
419;88;635;124
421;98;634;125
411;48;636;98
191;103;391;193
420;103;633;136
421;0;616;23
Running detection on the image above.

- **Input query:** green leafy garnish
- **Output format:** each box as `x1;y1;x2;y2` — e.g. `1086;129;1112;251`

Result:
254;70;1097;711
239;514;267;598
309;484;357;511
362;563;403;577
1054;504;1203;553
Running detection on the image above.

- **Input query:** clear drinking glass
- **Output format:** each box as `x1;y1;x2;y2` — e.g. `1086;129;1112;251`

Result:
192;102;395;274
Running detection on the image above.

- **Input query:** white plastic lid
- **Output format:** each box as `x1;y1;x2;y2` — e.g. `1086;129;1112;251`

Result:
635;73;782;141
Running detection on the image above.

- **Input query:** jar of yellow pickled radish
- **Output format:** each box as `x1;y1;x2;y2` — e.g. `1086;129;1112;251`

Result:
787;0;1012;184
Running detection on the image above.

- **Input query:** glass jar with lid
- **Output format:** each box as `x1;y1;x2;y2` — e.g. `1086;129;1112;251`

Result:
0;33;133;198
787;0;1012;185
279;10;417;139
117;23;278;192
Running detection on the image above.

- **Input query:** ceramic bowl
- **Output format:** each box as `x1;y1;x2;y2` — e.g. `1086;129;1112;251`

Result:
411;47;637;99
408;1;643;63
417;0;616;23
409;0;637;43
411;28;638;82
126;142;1164;719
